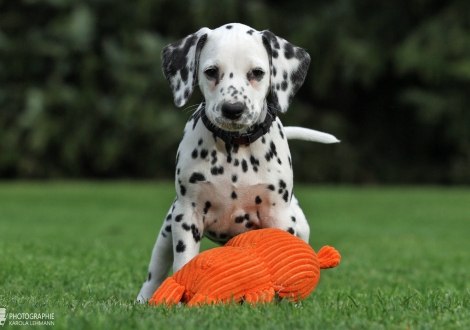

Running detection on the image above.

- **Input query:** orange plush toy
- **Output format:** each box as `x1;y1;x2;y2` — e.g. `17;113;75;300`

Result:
149;228;340;307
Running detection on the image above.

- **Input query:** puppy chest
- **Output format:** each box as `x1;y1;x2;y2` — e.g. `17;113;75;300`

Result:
191;180;288;242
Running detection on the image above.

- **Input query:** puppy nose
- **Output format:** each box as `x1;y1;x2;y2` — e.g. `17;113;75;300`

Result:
221;102;244;120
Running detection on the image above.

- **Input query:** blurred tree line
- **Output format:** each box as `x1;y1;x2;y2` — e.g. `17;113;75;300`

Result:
1;0;469;183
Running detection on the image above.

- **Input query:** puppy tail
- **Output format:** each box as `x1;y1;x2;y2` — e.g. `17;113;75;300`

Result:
284;127;340;144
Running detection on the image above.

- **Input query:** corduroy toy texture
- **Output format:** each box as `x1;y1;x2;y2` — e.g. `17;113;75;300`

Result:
149;228;341;307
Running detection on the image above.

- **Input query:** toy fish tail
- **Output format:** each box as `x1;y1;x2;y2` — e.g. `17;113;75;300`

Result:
317;246;341;269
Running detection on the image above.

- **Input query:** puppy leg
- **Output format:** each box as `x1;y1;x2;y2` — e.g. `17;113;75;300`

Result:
290;195;310;243
171;202;203;273
136;206;174;303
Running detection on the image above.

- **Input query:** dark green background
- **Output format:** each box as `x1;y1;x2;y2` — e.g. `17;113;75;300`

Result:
1;0;469;183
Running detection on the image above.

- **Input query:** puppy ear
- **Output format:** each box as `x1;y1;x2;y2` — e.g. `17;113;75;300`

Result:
162;28;210;107
261;31;310;113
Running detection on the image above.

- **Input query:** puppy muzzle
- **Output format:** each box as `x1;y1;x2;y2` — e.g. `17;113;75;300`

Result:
221;102;245;120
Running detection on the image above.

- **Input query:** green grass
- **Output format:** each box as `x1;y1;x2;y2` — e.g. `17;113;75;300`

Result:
0;182;469;329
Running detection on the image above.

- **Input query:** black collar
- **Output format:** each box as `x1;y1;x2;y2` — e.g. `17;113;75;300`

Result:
200;103;277;146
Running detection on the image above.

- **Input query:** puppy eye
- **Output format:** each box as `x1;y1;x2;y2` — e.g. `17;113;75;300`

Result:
248;68;265;81
252;69;264;78
204;67;218;79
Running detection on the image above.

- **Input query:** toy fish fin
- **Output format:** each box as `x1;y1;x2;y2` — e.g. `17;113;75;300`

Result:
148;277;186;307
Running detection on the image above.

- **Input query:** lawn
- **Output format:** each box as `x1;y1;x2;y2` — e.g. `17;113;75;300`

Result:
0;182;469;329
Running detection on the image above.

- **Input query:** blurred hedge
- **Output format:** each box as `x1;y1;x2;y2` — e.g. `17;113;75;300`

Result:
1;0;469;183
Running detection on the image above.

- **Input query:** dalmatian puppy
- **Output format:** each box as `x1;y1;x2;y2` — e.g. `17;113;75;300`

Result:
137;23;338;302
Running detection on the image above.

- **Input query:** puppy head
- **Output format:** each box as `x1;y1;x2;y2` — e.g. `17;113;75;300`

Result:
197;24;270;132
161;23;310;132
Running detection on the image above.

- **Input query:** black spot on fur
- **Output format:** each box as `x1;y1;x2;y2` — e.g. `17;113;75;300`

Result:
250;155;260;167
281;80;288;91
191;224;201;242
244;213;250;220
198;138;203;145
232;174;238;183
242;159;248;172
287;227;295;235
203;201;211;214
278;123;284;139
231;191;237;199
182;223;190;231
279;180;287;189
283;190;289;202
211;150;217;165
166;214;172;221
255;196;262;204
180;185;186;196
165;225;171;232
267;184;275;191
148;272;152;281
235;216;244;223
200;149;208;159
176;240;186;253
291;216;296;222
211;166;224;175
189;172;205;183
250;155;260;172
226;25;233;29
270;141;278;157
246;29;254;35
284;42;295;59
175;214;184;222
245;222;253;228
229;72;233;78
